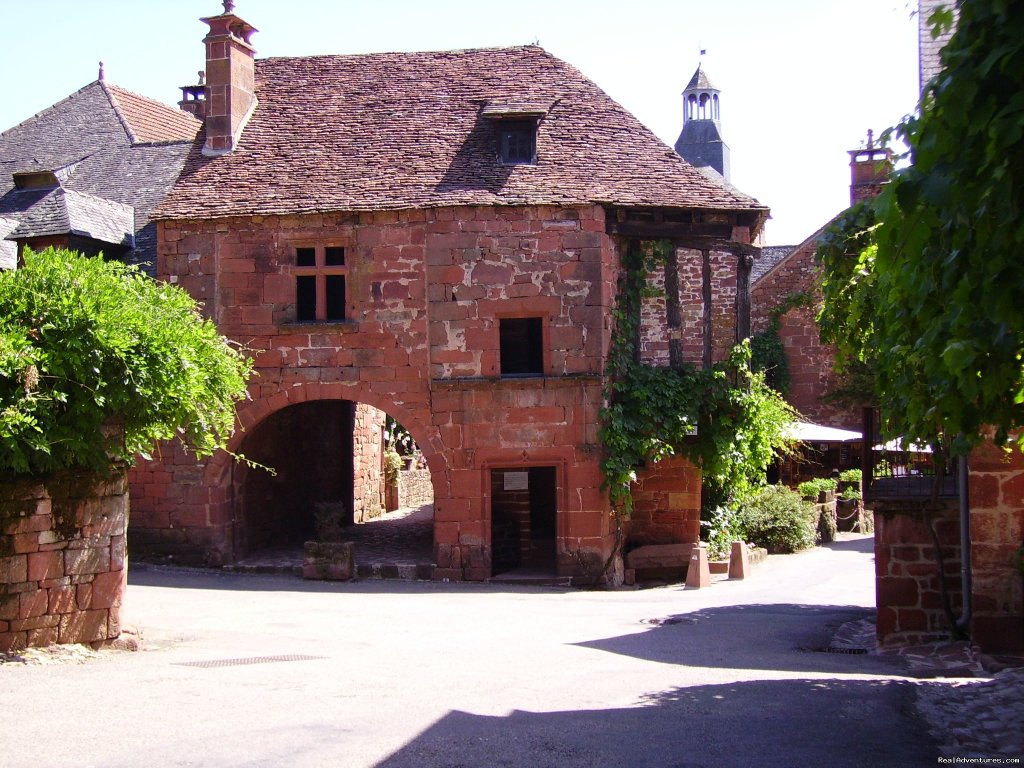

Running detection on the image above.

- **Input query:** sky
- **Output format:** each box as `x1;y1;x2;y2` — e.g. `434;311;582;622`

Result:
0;0;921;245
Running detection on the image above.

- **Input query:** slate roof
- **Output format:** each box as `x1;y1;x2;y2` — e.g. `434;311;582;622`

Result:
685;65;718;92
751;245;797;284
11;188;134;246
0;80;200;271
0;216;17;269
156;46;767;221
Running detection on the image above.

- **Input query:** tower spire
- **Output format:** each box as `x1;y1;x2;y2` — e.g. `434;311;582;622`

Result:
673;61;731;180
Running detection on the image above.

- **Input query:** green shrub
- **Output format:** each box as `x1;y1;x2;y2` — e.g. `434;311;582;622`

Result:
700;505;744;561
796;477;837;500
838;468;862;483
737;486;817;554
0;248;252;474
839;486;862;502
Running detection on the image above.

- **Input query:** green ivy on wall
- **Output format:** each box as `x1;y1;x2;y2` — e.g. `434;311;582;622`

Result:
598;240;796;521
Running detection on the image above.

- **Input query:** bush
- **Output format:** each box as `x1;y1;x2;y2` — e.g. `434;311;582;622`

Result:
838;468;862;483
700;505;744;561
0;248;252;473
736;486;817;554
796;477;837;501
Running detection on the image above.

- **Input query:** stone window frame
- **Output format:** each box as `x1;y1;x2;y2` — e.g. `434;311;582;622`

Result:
292;243;348;323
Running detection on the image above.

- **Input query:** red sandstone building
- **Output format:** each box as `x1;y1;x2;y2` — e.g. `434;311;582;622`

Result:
127;3;767;581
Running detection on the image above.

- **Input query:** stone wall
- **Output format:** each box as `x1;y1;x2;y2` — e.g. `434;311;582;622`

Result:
627;455;701;546
873;500;962;647
131;202;732;580
873;442;1024;653
967;442;1024;652
1;470;128;651
399;468;433;509
640;247;741;369
353;402;385;522
751;232;860;430
132;204;621;579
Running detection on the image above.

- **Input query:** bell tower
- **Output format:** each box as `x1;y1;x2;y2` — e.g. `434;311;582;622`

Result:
673;63;731;181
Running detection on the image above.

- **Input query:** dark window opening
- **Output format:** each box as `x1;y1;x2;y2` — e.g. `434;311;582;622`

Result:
325;246;345;266
325;275;346;321
498;120;537;165
500;317;543;377
296;247;316;267
296;275;316;322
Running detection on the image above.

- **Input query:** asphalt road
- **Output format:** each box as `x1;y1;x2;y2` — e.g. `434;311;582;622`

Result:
0;535;938;767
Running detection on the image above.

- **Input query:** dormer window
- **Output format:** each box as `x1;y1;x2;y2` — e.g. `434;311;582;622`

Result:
498;120;537;165
13;171;59;190
482;101;549;167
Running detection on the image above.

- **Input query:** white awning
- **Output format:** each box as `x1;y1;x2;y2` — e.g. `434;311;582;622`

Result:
785;421;862;443
873;438;933;453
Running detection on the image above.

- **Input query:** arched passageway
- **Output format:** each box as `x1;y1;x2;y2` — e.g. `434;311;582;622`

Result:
230;398;435;570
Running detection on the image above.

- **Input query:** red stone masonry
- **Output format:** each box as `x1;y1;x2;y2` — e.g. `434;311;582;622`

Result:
751;227;860;430
966;442;1024;652
129;201;714;578
0;470;128;652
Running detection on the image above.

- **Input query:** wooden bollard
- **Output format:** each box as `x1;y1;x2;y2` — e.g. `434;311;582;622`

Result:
728;540;751;580
685;543;712;588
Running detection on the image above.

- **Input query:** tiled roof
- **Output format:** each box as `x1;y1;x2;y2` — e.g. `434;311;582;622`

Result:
0;216;17;269
0;80;197;272
751;245;797;284
103;83;202;144
9;188;134;246
156;46;767;221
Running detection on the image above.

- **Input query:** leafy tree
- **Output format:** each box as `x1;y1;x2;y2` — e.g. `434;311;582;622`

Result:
0;248;252;474
818;1;1024;453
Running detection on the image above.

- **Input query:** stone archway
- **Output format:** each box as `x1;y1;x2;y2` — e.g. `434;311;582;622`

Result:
208;384;446;564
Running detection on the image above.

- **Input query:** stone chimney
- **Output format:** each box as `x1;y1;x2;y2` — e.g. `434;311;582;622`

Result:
198;1;258;156
848;130;893;205
179;71;207;120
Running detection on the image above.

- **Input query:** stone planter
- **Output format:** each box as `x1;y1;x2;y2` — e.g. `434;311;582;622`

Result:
302;541;354;581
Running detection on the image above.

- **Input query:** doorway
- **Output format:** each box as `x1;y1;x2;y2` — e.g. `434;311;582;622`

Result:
490;466;557;577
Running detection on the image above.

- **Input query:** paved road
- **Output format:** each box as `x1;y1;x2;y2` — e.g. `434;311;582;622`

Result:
0;536;939;767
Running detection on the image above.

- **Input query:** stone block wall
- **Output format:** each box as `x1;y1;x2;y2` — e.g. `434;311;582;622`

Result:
132;204;633;579
627;455;702;546
0;470;128;651
751;231;860;430
967;442;1024;652
353;402;385;522
399;468;433;508
873;500;962;647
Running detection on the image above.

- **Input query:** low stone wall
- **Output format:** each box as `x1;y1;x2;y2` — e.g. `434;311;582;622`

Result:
399;468;433;508
0;470;127;652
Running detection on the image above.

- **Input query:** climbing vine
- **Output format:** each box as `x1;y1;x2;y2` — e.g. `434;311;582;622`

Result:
749;290;814;395
817;3;1024;454
598;240;796;520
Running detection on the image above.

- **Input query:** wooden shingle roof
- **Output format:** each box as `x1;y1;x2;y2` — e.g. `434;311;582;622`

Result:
157;46;767;221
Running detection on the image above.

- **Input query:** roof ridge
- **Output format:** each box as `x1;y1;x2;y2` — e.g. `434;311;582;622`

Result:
99;81;139;145
259;43;549;63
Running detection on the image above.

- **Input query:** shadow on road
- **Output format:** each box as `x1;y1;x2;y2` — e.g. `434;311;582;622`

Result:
371;677;936;768
575;603;905;677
